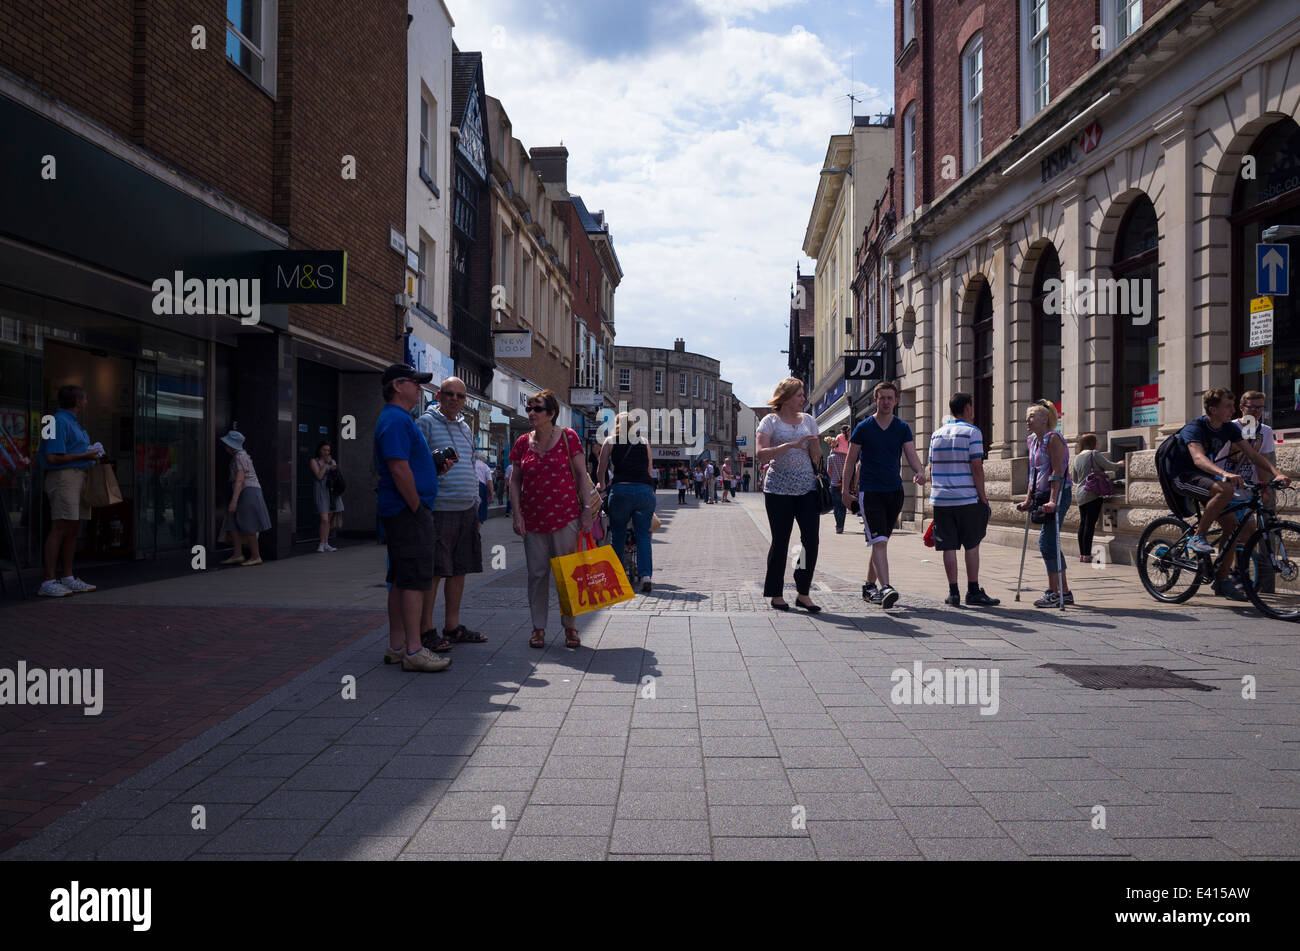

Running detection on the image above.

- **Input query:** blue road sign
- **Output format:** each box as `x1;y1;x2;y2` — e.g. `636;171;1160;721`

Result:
1257;243;1289;296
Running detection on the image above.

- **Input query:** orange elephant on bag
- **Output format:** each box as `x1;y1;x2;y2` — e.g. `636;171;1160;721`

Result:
570;562;625;607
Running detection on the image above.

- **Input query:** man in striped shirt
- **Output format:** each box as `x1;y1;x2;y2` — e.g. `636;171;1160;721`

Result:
928;393;999;608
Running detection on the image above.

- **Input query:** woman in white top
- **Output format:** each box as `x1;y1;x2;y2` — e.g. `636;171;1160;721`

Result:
756;377;824;612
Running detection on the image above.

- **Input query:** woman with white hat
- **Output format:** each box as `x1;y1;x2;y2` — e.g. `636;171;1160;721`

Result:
220;430;272;566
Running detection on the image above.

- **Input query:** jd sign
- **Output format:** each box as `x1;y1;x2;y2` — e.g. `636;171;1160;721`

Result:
844;351;885;383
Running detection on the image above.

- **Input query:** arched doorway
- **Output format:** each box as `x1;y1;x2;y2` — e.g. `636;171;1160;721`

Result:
1031;244;1062;407
973;280;994;451
1232;117;1300;431
1112;195;1159;431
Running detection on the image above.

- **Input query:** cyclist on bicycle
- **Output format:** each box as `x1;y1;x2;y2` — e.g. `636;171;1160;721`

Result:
1215;390;1275;505
1171;387;1290;600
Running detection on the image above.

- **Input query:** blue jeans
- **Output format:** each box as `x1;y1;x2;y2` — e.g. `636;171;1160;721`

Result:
1038;485;1072;570
831;483;846;531
478;483;489;524
608;483;656;579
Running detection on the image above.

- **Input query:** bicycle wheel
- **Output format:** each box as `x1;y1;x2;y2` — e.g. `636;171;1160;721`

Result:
1242;520;1300;621
1137;516;1203;603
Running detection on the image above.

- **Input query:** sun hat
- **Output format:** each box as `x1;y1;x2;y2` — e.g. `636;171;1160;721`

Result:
220;430;246;452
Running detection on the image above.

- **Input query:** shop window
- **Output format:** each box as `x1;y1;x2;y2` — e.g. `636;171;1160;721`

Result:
1111;196;1159;431
1233;118;1300;430
1031;244;1063;409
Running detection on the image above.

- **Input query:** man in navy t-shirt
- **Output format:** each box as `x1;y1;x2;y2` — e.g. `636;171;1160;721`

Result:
841;381;926;609
374;363;451;673
1172;387;1289;601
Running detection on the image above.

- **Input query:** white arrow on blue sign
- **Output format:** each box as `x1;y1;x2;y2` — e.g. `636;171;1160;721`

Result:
1257;243;1289;296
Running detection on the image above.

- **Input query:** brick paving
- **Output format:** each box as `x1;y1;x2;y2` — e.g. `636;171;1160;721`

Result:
4;490;1299;861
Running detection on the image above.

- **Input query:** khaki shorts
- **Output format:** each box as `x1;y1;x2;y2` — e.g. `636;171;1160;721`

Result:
45;467;91;521
433;503;483;577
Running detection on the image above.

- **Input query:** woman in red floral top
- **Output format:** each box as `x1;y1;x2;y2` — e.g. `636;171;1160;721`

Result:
510;389;599;649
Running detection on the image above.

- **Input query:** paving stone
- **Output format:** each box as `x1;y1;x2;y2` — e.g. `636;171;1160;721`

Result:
293;835;407;861
947;767;1053;792
400;733;483;756
405;819;514;854
429;791;529;820
710;805;808;838
245;790;354;820
1118;837;1243;861
787;767;878;794
218;754;316;778
625;746;703;768
713;837;817;860
778;746;862;768
877;781;978;806
998;821;1131;857
503;836;608;861
97;835;205;861
445;766;540;791
479;727;559;746
281;763;381;791
969;790;1082;821
915;837;1028;860
528;779;622;805
893;806;1003;838
352;778;451;804
201;819;328;854
701;736;779;758
615;789;709;820
463;746;550;769
609;820;710;855
550;735;629;757
792;793;897;822
862;757;955;781
516;804;616;836
540;756;626;779
704;757;788;781
318;801;431;837
185;775;285;804
806;820;920;858
620;767;706;790
1211;821;1300;857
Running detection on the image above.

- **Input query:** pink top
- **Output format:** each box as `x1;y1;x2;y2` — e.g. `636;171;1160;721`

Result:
511;427;583;534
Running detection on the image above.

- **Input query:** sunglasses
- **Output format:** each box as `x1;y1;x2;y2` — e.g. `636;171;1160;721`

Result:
441;391;467;398
526;405;547;414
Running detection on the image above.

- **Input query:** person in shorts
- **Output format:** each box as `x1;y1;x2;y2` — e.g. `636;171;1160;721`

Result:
928;393;999;608
37;384;103;597
1171;387;1289;601
415;376;488;650
841;382;926;609
375;364;451;673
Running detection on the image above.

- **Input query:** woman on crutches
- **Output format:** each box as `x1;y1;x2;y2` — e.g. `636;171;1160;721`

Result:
1016;400;1072;609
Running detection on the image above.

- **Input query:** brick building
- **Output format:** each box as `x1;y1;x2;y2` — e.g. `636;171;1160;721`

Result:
887;0;1300;560
0;0;408;586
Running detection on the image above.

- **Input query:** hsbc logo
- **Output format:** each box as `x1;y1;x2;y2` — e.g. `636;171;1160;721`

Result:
1079;121;1102;154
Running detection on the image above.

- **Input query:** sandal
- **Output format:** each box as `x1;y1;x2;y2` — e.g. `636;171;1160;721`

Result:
421;629;453;653
564;628;581;649
445;624;487;644
529;628;546;649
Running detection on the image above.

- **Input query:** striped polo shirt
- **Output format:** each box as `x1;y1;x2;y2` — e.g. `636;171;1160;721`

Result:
929;418;984;507
415;409;478;511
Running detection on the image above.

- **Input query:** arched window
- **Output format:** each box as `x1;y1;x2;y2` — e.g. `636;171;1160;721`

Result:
973;281;994;451
1031;245;1062;408
1112;196;1159;430
1233;118;1300;430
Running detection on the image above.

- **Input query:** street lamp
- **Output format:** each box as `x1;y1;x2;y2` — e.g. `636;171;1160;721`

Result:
1262;225;1300;241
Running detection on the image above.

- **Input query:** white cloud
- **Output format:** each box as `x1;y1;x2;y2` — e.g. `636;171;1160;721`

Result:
449;2;881;407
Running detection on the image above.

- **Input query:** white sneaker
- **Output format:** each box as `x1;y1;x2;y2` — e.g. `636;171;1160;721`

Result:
317;544;328;553
38;580;72;597
59;577;97;593
324;544;338;552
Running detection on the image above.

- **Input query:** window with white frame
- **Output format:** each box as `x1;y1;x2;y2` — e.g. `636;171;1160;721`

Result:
655;369;663;394
1103;0;1142;51
597;344;605;392
693;375;700;398
226;0;276;95
1022;0;1050;119
679;373;687;397
902;0;916;48
419;92;436;182
962;33;983;173
417;237;431;310
903;103;917;214
577;324;587;384
619;367;631;392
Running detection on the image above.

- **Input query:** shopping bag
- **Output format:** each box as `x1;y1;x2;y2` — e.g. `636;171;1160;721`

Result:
650;513;662;533
83;463;123;508
550;532;635;617
923;519;935;548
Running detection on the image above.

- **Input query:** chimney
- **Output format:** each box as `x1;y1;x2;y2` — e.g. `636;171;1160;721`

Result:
530;146;569;189
674;339;685;352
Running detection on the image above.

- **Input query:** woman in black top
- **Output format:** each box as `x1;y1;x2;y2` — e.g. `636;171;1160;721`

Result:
596;412;658;592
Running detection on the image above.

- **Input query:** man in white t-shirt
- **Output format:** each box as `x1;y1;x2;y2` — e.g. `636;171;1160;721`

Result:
1216;390;1275;500
704;461;716;504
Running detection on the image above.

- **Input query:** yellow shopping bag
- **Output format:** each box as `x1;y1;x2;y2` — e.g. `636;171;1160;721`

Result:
550;532;636;617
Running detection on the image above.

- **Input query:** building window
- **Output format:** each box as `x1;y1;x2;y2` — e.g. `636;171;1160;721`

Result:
619;367;632;392
655;370;663;394
973;281;994;452
1031;245;1063;409
962;34;983;173
419;93;436;182
902;0;916;48
226;0;276;95
693;376;700;398
499;230;511;297
417;237;431;311
903;104;917;214
1022;0;1050;119
679;373;687;397
1108;0;1143;49
520;257;530;320
1112;196;1159;431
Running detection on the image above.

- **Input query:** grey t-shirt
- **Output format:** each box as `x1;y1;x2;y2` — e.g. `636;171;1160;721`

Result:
757;413;817;495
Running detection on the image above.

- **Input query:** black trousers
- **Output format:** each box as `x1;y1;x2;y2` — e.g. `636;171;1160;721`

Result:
763;489;820;597
1077;497;1104;558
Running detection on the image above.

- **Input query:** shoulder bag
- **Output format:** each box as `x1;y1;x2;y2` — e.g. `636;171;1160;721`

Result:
1081;452;1114;500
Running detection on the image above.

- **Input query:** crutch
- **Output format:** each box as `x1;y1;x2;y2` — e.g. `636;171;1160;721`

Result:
1015;463;1034;601
1055;492;1066;612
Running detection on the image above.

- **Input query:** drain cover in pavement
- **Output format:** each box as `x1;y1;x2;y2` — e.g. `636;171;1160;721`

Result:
1039;664;1217;691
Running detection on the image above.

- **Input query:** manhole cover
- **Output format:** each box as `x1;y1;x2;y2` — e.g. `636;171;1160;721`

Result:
1040;664;1217;691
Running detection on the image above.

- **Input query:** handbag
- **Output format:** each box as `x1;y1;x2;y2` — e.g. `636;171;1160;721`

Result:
1081;453;1114;499
814;462;835;515
550;531;636;617
651;513;662;533
326;465;346;499
82;463;123;508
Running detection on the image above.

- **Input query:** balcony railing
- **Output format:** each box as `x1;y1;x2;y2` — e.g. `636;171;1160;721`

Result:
452;303;494;365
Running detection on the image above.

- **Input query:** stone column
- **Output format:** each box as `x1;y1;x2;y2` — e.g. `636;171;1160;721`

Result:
989;223;1014;458
1154;105;1198;433
1057;178;1088;441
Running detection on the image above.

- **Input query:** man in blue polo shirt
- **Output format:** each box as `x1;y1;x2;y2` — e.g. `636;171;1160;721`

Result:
842;381;926;609
37;384;105;598
375;364;450;673
929;392;999;608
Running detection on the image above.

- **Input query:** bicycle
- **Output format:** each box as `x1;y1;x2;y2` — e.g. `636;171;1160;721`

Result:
1137;480;1300;620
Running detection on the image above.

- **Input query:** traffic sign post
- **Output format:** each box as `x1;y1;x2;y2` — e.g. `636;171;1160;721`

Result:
1251;296;1275;430
1257;243;1289;296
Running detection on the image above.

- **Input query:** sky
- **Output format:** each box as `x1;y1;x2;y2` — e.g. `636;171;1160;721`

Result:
445;0;896;408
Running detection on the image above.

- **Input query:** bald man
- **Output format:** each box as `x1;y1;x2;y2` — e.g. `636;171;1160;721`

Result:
415;377;488;649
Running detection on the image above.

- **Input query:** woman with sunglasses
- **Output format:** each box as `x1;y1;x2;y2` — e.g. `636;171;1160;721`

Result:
510;390;600;649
